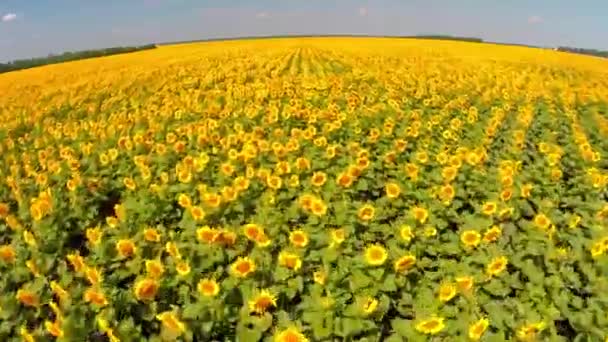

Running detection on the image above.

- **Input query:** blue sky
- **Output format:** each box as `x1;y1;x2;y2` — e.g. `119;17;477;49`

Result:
0;0;607;62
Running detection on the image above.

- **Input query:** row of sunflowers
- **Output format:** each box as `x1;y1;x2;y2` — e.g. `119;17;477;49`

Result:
0;38;608;341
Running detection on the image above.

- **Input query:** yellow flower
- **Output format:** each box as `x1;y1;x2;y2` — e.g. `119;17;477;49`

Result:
486;256;508;277
20;326;35;342
289;230;309;248
438;282;457;302
483;225;502;243
45;320;64;338
412;206;428;224
243;223;264;241
400;225;414;242
468;318;489;341
231;256;256;277
177;193;192;208
0;245;16;263
481;201;497;216
115;239;136;258
423;226;437;238
165;241;181;259
385;182;401;199
16;289;39;307
415;316;445;335
143;227;161;242
533;213;551;230
274;326;309;342
313;270;327;285
516;322;546;341
521;183;533;198
361;297;378;315
460;230;481;248
197;226;220;244
86;226;103;246
278;251;302;271
358;204;375;221
84;287;109;307
248;289;277;315
330;228;346;246
123;177;136;191
394;254;416;273
311;171;327;187
156;311;186;335
134;278;159;301
198;279;220;297
145;259;164;279
175;260;191;276
23;230;37;248
364;244;388;266
310;198;327;216
190;205;205;221
455;276;474;293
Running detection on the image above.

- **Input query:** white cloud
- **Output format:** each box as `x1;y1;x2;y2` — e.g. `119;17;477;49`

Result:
256;12;269;19
527;15;543;24
358;7;368;17
1;13;17;22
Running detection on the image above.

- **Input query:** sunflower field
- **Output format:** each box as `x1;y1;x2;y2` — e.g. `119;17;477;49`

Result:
0;37;608;341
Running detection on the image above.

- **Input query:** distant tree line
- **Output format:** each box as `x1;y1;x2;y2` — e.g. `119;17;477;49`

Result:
556;46;608;58
0;44;157;74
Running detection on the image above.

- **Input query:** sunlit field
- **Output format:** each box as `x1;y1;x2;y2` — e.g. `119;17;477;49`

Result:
1;37;608;341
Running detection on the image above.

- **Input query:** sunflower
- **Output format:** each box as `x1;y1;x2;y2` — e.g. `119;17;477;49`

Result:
483;226;502;243
364;244;387;266
145;259;164;279
134;278;159;301
165;241;182;259
116;239;136;258
394;254;416;273
156;311;186;335
460;230;481;248
336;172;354;187
267;175;282;190
123;177;136;191
412;206;428;224
20;326;35;342
198;279;220;297
177;193;192;208
455;276;474;292
358;204;375;221
203;192;222;208
45;320;64;338
415;316;445;335
274;326;309;342
385;182;401;199
231;257;256;277
469;318;489;341
313;270;327;285
16;289;39;307
330;228;346;247
481;201;497;216
500;188;513;201
310;198;327;216
243;223;263;241
86;267;103;286
84;287;108;307
516;322;546;341
190;206;205;221
533;213;551;230
438;282;457;302
175;261;191;276
197;226;220;243
486;256;508;277
278;251;302;271
438;184;455;203
86;226;103;246
289;230;309;248
248;289;277;315
311;172;327;187
400;225;414;242
0;245;16;263
361;297;378;315
255;233;272;248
